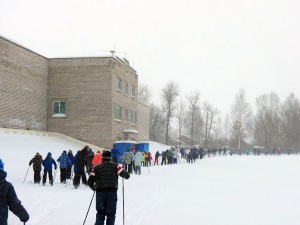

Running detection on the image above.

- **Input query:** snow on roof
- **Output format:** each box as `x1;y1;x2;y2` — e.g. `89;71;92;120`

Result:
114;140;136;144
123;129;138;134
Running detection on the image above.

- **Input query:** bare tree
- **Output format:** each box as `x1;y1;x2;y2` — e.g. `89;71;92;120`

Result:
280;93;300;150
186;90;201;145
175;97;186;146
202;101;218;148
149;103;165;142
161;81;179;145
138;83;152;105
230;88;252;153
254;92;281;149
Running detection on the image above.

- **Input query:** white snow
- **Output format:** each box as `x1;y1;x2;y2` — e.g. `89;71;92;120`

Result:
1;131;300;225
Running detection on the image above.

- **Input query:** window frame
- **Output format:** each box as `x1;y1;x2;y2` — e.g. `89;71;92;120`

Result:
113;106;122;121
52;100;67;117
117;78;122;91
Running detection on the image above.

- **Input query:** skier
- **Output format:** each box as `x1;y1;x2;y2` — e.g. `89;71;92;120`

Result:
145;152;153;167
172;148;178;164
161;151;167;165
29;152;43;183
92;150;103;166
88;151;130;225
73;149;88;188
111;145;119;164
134;150;142;175
86;147;95;175
141;151;146;167
0;159;29;225
42;152;57;186
154;150;160;165
57;150;72;183
123;151;133;174
66;150;75;180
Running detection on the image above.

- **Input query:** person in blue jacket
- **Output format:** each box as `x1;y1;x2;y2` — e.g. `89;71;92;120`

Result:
57;150;71;184
111;145;119;163
42;152;57;186
66;150;75;179
0;159;29;225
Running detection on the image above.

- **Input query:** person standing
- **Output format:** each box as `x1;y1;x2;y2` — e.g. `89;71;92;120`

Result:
154;151;160;165
73;149;88;188
29;152;43;183
57;150;72;184
88;151;130;225
66;150;75;180
111;145;119;164
134;151;142;175
92;150;103;166
123;151;133;174
42;152;57;186
0;159;29;225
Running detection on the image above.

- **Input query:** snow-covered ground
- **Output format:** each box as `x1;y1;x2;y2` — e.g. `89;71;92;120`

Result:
1;131;300;225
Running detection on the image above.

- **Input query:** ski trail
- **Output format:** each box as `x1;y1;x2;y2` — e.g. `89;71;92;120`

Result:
125;184;169;225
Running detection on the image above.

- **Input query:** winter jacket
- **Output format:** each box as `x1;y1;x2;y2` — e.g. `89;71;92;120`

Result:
0;171;29;225
57;152;71;169
155;151;160;158
92;153;102;166
42;156;57;172
29;154;43;171
161;151;167;159
141;152;146;162
87;151;95;167
68;153;75;167
145;153;153;161
134;152;142;166
74;150;86;172
88;160;130;192
111;148;119;158
172;150;178;159
123;152;133;164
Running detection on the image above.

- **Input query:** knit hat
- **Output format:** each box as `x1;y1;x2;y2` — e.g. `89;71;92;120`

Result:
102;150;112;159
0;159;7;177
47;152;52;157
63;150;67;154
96;150;101;153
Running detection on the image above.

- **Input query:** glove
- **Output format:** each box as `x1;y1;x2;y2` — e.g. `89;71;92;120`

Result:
21;217;29;222
90;185;96;191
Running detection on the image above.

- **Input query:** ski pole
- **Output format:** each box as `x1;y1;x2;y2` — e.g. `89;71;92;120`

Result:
122;178;125;225
147;165;150;174
83;191;95;225
23;165;31;183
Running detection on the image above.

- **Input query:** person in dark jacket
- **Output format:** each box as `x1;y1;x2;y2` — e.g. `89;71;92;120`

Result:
86;148;95;175
66;150;75;179
29;152;43;183
88;151;130;225
161;151;167;165
73;149;88;188
42;152;57;186
0;159;29;225
57;150;72;183
111;146;119;163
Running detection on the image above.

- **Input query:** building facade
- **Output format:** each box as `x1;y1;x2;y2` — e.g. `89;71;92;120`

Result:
0;36;149;148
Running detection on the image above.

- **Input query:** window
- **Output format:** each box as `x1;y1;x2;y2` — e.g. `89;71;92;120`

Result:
131;86;135;98
125;109;128;123
53;101;66;117
117;78;122;91
114;106;122;120
125;83;128;95
130;112;136;124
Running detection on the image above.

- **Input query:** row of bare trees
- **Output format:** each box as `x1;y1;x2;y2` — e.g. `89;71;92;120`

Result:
140;81;300;151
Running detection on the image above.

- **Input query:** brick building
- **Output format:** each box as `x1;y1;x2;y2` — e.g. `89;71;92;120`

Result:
0;35;149;148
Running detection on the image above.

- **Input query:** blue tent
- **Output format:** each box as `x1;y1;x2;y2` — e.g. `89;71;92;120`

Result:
135;142;149;152
114;141;136;164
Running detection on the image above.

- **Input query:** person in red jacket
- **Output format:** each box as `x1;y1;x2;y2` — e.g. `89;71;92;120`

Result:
92;150;103;166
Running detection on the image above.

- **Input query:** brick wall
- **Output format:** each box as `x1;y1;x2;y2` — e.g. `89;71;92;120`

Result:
111;58;139;142
48;57;114;148
0;36;48;130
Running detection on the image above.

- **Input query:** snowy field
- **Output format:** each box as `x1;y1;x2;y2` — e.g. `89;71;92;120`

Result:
1;132;300;225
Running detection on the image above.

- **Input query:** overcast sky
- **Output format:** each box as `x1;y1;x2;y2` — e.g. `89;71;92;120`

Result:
1;0;299;116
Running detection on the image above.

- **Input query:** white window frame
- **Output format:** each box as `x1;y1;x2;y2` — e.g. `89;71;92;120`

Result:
114;106;122;121
125;83;128;95
125;109;128;123
131;86;136;98
130;111;136;125
117;78;122;91
53;101;66;117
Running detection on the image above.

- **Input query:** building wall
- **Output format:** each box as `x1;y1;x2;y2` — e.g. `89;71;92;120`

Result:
111;59;139;141
137;102;150;141
48;58;114;148
0;36;48;130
